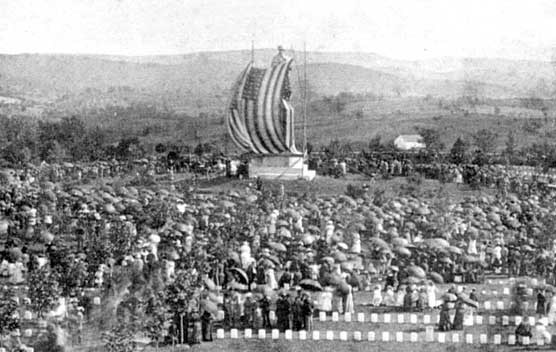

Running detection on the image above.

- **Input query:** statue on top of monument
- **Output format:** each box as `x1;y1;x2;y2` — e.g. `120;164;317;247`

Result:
271;45;290;67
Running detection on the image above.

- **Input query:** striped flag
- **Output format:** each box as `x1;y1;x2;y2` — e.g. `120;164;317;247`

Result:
227;59;299;154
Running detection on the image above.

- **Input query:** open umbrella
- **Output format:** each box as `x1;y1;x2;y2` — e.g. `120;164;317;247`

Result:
268;242;287;252
277;220;289;228
333;251;347;262
320;256;335;264
429;272;444;284
336;242;349;250
299;279;323;291
392;237;409;247
204;277;217;291
229;268;249;284
407;265;426;279
448;246;463;255
368;237;390;250
394;246;411;257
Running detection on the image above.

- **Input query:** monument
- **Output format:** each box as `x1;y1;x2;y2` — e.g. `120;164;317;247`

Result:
226;46;315;180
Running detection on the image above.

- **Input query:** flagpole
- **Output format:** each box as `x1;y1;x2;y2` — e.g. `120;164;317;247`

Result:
303;42;307;158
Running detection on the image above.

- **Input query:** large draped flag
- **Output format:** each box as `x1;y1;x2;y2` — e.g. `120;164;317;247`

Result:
227;58;299;154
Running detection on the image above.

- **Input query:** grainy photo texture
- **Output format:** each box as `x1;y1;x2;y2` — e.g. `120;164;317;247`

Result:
1;1;556;351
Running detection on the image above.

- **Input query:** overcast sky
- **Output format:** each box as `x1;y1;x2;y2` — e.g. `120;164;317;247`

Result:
2;0;556;61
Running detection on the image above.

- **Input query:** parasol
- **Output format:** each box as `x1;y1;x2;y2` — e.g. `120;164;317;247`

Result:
299;279;323;291
429;272;444;284
229;268;249;284
407;265;426;279
394;246;411;257
268;242;287;252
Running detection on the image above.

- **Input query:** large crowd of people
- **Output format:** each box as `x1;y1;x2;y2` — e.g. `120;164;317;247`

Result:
1;152;556;350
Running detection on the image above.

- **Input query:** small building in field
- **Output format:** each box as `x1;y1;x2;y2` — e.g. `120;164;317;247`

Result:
394;135;425;150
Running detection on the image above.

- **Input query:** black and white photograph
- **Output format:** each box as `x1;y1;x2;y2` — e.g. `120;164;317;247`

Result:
1;0;556;351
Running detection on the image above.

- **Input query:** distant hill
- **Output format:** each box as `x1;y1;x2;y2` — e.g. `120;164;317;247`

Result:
0;51;554;149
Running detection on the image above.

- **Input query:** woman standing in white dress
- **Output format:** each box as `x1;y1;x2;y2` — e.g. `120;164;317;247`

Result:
344;286;355;314
547;294;556;325
426;281;437;308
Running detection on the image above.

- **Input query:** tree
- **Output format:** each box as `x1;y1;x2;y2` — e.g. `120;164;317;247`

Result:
416;127;445;151
449;137;469;164
0;287;20;341
368;136;382;152
473;129;498;154
28;267;60;318
505;131;517;160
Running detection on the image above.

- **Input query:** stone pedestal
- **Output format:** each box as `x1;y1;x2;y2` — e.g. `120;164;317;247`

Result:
248;154;315;180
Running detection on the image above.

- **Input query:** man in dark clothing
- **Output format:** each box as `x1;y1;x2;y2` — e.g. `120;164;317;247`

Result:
260;295;272;329
515;320;532;345
536;289;547;316
292;295;303;330
469;288;478;303
302;294;314;332
201;310;213;341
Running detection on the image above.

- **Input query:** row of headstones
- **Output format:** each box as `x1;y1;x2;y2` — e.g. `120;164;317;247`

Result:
361;286;513;297
216;310;539;327
216;328;552;346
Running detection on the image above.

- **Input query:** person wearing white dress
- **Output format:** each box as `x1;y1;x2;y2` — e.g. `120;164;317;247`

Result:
371;285;383;306
344;286;355;314
383;286;396;306
426;281;437;308
351;232;361;254
319;289;333;311
547;295;556;325
265;268;278;290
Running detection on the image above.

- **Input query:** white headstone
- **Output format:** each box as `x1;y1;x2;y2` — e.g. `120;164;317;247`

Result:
397;314;404;323
476;315;483;325
410;332;418;342
93;297;101;305
371;313;378;323
396;332;403;342
503;287;510;295
502;316;509;325
508;334;516;345
344;312;351;322
368;331;375;341
423;315;431;324
480;334;487;344
528;316;535;325
409;314;417;324
357;312;365;322
493;334;501;344
354;331;361;341
244;329;252;338
332;312;339;322
326;330;334;340
425;326;434;342
452;333;459;343
272;329;279;339
537;337;545;346
496;301;504;310
216;329;225;339
484;301;491;310
258;329;266;339
319;311;326;322
24;329;32;337
231;329;238;339
285;330;292;340
465;334;473;344
523;336;530;345
24;311;32;320
384;313;391;323
489;316;496;325
464;314;473;326
299;330;307;340
340;331;347;341
515;316;522;326
382;331;390;342
531;278;538;286
312;331;320;340
438;333;445;343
